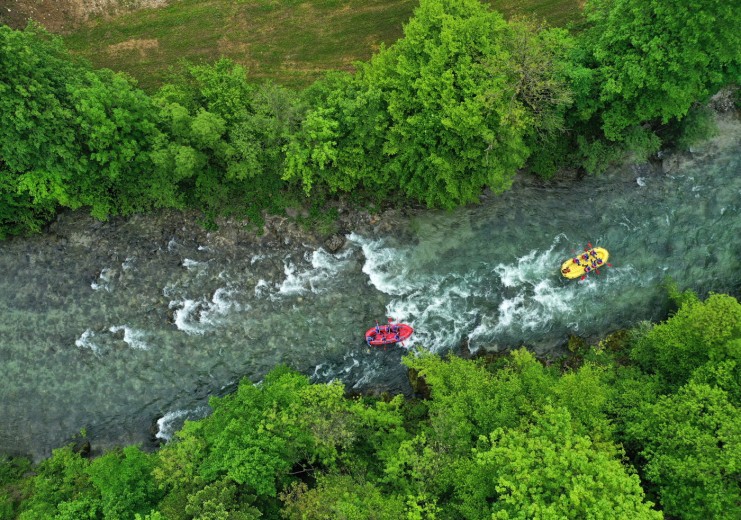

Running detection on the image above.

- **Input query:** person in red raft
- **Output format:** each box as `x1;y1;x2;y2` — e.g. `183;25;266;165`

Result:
365;318;413;347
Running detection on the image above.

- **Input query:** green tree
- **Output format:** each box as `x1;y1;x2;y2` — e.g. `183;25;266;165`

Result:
625;382;741;519
85;445;162;520
500;18;577;178
280;474;407;520
283;71;387;197
630;293;741;387
0;172;56;239
286;0;565;208
68;68;181;218
0;24;81;234
0;23;182;232
582;0;740;141
16;446;97;520
453;406;662;520
402;349;557;454
365;0;533;207
689;359;741;405
0;455;32;520
562;0;740;173
552;361;615;440
154;60;300;224
155;367;360;504
184;478;261;519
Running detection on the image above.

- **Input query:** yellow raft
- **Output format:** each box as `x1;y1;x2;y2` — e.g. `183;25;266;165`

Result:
561;247;609;279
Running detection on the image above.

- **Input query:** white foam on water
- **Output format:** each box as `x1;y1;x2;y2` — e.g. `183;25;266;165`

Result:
273;247;354;298
490;242;583;334
170;287;244;335
310;362;328;380
155;406;211;441
108;325;150;350
636;177;646;187
383;270;486;353
347;232;413;295
344;356;361;373
75;329;102;355
493;246;561;288
170;299;203;335
91;268;115;292
352;371;374;389
182;258;201;270
121;257;135;271
348;230;495;352
254;279;271;298
167;238;177;251
350;232;632;353
250;253;268;265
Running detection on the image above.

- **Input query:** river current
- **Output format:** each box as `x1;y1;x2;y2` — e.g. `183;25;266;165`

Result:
1;115;739;460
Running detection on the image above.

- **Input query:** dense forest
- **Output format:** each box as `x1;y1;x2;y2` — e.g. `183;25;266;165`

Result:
1;0;738;237
1;289;740;518
1;0;740;518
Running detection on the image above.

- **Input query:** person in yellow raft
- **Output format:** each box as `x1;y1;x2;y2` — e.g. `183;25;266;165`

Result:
561;243;611;280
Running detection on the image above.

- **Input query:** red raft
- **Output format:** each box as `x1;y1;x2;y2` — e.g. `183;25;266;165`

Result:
365;322;414;347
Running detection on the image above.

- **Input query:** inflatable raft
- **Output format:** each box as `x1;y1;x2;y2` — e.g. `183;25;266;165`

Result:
365;322;414;347
561;247;609;279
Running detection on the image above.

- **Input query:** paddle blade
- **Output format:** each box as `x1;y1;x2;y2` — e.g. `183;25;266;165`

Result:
580;276;586;281
607;263;612;267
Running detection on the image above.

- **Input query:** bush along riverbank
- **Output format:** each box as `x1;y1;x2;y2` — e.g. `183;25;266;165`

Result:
2;0;739;240
2;290;740;519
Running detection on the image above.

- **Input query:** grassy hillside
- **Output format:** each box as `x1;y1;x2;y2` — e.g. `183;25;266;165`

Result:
62;0;583;90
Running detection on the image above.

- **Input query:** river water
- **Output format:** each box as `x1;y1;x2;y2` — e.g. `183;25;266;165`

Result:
1;115;739;460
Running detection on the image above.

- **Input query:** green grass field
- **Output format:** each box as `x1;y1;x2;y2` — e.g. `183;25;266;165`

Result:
63;0;583;91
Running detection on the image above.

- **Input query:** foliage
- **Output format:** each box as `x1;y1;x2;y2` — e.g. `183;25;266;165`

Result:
285;0;574;208
16;446;95;520
402;349;557;453
3;0;738;235
0;22;184;235
280;474;406;520
85;446;162;520
398;349;625;515
551;361;615;439
561;0;741;173
672;105;720;151
453;406;662;519
154;59;301;224
184;478;261;519
689;359;741;405
630;293;741;387
503;17;577;179
625;382;741;520
581;0;739;140
0;456;32;520
0;176;56;239
154;364;408;513
0;24;80;236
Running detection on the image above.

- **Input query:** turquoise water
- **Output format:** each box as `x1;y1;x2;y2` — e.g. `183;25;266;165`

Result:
0;116;739;459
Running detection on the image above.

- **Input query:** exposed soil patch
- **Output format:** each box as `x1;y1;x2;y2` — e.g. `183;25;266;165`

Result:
107;37;160;57
0;0;170;33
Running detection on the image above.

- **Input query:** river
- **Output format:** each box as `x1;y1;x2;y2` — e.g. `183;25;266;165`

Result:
1;114;739;460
